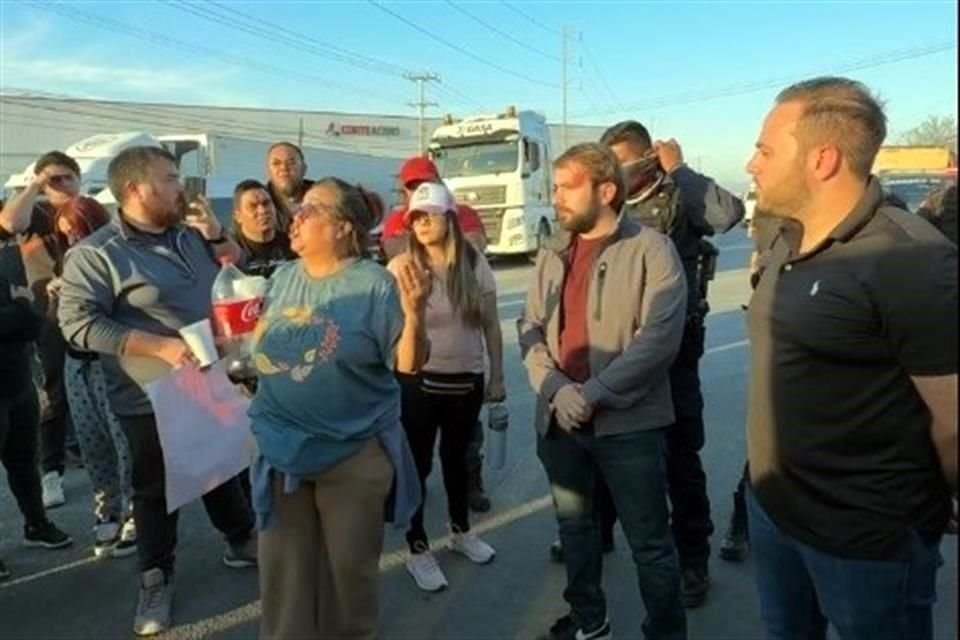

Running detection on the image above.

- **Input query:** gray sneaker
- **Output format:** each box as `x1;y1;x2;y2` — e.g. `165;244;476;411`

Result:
134;568;174;636
223;536;258;568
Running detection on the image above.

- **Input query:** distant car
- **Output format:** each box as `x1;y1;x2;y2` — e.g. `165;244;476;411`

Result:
879;171;955;213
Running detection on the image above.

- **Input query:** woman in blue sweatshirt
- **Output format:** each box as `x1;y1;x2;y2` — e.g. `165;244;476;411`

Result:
249;178;429;640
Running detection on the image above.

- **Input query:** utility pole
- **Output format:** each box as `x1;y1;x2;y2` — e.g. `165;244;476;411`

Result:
404;71;439;154
297;117;304;148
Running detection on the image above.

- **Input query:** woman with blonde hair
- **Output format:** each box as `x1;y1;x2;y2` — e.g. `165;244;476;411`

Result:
388;182;505;592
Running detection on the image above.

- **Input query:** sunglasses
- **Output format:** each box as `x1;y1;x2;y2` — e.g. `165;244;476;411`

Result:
48;174;77;186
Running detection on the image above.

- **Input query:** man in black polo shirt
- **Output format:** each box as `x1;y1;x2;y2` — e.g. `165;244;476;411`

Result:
231;179;294;278
744;76;957;640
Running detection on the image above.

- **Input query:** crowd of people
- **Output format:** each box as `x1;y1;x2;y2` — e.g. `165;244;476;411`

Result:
0;74;956;640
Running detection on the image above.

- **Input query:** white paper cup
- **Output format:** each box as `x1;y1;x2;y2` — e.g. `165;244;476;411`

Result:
178;319;218;367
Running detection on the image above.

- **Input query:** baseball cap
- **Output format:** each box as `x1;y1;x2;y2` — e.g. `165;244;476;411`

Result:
399;156;439;187
404;182;455;224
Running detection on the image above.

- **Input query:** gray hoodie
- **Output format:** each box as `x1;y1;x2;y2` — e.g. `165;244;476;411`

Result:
57;216;219;416
517;216;686;436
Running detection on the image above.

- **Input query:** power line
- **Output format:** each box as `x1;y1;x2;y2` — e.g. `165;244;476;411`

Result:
444;1;561;63
432;83;487;111
205;0;408;76
580;37;620;105
162;0;406;77
0;92;426;155
499;1;562;37
573;41;958;118
367;0;559;89
25;1;397;102
195;0;488;110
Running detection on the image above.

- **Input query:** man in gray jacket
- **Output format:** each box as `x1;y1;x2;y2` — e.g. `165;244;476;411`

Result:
519;143;688;640
57;146;255;636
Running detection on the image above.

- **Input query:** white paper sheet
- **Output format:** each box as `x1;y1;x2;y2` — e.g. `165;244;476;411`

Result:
145;360;256;513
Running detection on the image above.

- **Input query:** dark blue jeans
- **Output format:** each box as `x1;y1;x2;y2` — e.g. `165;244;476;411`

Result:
537;425;686;640
747;489;942;640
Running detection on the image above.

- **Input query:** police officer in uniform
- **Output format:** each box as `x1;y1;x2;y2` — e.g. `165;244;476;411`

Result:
598;121;745;607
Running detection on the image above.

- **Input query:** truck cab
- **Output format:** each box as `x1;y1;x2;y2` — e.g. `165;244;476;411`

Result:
429;107;554;256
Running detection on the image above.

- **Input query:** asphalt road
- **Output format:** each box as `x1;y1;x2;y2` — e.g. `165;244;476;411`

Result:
1;226;956;639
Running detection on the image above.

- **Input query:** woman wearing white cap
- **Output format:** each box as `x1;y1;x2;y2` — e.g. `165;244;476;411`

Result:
388;181;506;592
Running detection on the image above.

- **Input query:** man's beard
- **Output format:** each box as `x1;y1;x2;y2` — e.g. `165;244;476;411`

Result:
556;200;601;234
757;170;810;219
150;194;186;228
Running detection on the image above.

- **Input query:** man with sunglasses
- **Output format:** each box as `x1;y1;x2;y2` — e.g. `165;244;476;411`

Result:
588;123;744;608
1;151;84;511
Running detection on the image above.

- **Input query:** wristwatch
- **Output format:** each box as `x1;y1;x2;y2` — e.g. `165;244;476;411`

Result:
209;233;229;245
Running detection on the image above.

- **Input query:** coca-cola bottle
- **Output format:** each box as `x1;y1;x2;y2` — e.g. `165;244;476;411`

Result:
211;257;263;389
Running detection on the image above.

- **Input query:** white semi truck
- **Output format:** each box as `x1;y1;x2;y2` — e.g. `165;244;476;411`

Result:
3;131;161;199
429;107;555;257
4;131;401;231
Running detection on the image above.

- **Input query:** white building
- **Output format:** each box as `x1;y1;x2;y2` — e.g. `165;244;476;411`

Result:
0;94;607;190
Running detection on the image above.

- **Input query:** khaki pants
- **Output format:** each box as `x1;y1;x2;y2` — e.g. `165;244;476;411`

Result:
259;439;393;640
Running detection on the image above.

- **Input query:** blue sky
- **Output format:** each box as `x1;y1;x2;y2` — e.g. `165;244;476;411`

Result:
1;0;957;186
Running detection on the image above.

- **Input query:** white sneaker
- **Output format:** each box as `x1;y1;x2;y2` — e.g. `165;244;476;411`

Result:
93;520;121;558
405;546;448;592
449;530;496;564
113;518;137;559
42;472;65;509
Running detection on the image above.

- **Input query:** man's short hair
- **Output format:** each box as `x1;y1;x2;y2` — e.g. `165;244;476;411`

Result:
776;76;887;180
233;179;268;210
267;142;305;163
35;151;81;177
554;143;626;211
107;146;177;204
599;121;653;155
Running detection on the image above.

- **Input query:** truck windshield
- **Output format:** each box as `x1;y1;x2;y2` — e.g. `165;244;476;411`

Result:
432;141;518;178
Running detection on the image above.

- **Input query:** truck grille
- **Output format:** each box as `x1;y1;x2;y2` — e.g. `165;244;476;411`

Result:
476;209;504;245
453;185;506;208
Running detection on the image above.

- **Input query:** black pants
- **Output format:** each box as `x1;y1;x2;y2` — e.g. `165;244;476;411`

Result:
117;413;254;573
37;318;68;475
665;319;713;567
0;388;46;527
732;461;749;526
599;319;714;568
398;372;484;551
465;416;484;488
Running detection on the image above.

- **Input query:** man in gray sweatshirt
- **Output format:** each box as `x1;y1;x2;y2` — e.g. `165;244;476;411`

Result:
519;143;688;640
57;146;255;636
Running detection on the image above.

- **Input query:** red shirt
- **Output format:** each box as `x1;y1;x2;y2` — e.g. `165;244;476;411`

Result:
382;203;485;240
559;236;606;383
